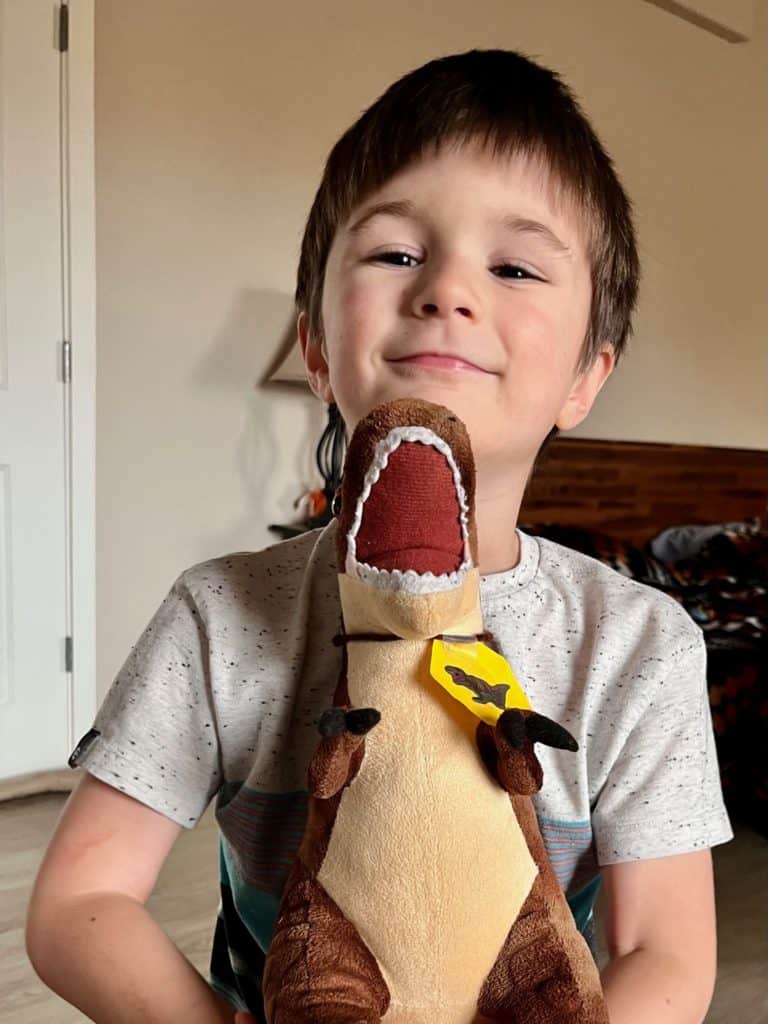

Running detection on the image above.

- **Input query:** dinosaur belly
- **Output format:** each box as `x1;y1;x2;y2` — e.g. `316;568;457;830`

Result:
317;641;538;1024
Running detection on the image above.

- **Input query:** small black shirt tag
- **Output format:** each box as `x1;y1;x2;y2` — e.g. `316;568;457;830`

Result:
68;728;101;768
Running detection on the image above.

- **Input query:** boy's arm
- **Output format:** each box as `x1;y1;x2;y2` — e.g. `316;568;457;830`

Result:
26;773;236;1024
599;849;717;1024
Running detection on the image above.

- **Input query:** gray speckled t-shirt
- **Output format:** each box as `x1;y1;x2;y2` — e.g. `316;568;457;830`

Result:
70;521;732;1015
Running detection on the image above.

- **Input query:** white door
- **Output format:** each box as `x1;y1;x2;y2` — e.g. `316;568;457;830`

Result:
0;0;71;778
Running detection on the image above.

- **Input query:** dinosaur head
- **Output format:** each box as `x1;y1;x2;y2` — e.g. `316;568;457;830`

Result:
334;399;480;639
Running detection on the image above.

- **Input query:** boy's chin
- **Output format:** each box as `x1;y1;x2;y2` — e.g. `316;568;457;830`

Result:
358;377;486;421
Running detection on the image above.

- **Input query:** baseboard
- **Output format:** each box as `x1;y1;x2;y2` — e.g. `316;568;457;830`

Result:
0;767;84;803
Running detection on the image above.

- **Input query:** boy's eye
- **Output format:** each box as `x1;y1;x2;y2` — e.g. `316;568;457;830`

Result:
493;261;541;281
372;250;419;268
369;251;542;281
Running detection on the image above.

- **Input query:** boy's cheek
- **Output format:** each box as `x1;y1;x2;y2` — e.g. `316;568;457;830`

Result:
325;302;382;364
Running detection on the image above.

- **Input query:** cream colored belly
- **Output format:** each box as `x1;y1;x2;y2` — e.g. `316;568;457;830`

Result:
317;642;538;1024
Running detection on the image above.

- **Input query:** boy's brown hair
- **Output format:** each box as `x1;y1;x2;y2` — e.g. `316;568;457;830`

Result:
295;48;639;374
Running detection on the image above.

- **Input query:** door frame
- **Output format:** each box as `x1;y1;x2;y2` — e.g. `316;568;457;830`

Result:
0;0;95;797
67;0;96;760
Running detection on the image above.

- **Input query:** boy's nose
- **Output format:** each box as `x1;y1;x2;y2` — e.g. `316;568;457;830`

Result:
420;301;473;319
411;259;479;321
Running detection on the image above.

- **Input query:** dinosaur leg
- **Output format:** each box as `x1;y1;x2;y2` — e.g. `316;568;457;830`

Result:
474;714;608;1021
262;858;390;1024
475;798;609;1024
475;871;600;1023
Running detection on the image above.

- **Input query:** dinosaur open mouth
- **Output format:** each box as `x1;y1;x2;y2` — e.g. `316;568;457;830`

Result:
345;426;471;592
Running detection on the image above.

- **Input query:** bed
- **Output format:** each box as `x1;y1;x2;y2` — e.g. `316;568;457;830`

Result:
519;437;768;837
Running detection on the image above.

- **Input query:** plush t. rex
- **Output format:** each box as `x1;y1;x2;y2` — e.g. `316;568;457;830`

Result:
262;399;609;1024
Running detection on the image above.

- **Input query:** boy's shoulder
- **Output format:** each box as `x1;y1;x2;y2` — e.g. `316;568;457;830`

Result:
529;532;701;649
156;524;347;677
175;523;338;606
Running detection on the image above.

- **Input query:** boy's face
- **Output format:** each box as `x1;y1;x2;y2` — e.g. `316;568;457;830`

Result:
299;141;614;476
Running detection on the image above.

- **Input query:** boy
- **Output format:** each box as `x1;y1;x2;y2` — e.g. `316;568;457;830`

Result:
26;49;731;1024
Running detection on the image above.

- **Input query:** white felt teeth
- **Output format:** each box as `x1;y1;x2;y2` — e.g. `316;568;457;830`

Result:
345;425;472;593
354;561;470;594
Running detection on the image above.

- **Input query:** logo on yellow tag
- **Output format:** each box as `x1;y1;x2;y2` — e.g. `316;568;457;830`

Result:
429;638;531;725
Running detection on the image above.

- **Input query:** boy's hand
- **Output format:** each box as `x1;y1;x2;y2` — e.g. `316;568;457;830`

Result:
234;1013;257;1024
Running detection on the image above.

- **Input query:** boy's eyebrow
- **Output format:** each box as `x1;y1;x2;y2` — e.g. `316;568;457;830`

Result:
346;199;573;257
346;200;418;236
501;216;573;257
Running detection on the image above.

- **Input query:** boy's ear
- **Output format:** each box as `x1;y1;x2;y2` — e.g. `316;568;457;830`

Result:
297;311;334;404
555;346;615;432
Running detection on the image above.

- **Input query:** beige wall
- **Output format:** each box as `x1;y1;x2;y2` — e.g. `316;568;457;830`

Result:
95;0;767;697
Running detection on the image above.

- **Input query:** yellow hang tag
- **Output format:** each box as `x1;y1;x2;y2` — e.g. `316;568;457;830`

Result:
429;638;531;725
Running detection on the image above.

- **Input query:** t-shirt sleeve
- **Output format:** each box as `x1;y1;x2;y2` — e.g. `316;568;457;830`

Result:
69;572;223;828
591;622;733;863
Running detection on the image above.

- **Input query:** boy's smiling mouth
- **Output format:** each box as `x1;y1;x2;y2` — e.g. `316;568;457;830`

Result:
388;352;493;374
387;350;495;374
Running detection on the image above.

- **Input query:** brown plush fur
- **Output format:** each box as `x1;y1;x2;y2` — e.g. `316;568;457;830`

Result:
475;721;610;1022
261;399;609;1023
263;856;390;1024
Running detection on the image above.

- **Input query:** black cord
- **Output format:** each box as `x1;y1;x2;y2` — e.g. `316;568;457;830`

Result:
316;403;346;500
268;402;346;538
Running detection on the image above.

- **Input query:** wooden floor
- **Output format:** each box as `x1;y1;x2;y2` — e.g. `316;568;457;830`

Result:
1;791;766;1022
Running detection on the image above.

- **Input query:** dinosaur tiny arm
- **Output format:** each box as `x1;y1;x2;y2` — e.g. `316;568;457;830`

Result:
308;706;380;799
477;708;578;797
479;716;544;794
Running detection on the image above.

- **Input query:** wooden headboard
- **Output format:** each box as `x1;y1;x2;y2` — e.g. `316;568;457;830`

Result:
519;437;768;546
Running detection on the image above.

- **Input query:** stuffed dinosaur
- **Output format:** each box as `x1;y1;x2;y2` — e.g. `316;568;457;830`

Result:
262;399;609;1024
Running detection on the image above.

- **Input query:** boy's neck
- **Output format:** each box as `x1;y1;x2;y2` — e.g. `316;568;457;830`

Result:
473;466;529;576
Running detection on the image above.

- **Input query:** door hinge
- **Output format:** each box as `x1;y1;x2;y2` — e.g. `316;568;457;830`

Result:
62;339;71;383
65;636;73;672
57;4;69;53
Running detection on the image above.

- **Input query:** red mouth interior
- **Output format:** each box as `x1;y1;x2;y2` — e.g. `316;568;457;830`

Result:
355;442;464;576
